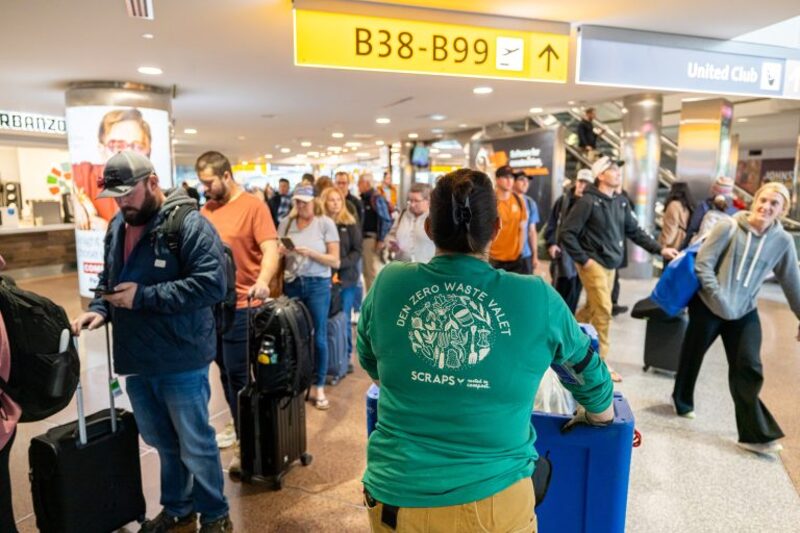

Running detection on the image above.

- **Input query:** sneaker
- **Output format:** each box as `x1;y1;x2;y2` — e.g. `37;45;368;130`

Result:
216;422;235;449
738;440;783;455
199;515;233;533
228;441;241;479
671;396;696;419
611;305;629;317
138;510;197;533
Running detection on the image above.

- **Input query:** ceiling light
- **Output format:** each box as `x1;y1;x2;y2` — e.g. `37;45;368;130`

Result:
375;117;391;124
408;133;419;139
331;132;344;138
237;135;246;141
375;140;385;146
737;118;749;123
142;33;155;40
301;141;312;147
342;148;349;153
529;107;544;113
356;152;370;157
137;66;163;76
295;154;307;159
431;128;444;134
328;146;341;151
458;123;469;128
567;100;576;105
430;114;446;121
280;147;291;153
437;153;453;159
264;154;273;159
183;128;197;135
345;141;361;147
241;160;249;165
429;148;440;154
308;151;320;157
473;86;493;95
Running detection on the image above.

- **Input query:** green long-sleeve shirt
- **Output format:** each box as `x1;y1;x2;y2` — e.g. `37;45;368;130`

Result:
357;254;613;508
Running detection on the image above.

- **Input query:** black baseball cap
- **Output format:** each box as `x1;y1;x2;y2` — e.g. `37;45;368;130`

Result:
98;151;155;198
513;171;531;181
495;165;514;178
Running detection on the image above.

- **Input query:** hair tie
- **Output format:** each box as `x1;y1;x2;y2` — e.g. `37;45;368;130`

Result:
451;193;472;228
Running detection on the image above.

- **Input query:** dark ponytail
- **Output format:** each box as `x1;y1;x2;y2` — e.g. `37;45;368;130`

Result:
430;169;497;254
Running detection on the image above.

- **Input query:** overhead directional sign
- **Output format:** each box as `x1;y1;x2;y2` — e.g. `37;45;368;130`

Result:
294;9;568;83
577;26;800;100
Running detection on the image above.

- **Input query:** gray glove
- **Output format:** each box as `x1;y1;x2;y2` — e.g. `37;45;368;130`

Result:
561;405;613;434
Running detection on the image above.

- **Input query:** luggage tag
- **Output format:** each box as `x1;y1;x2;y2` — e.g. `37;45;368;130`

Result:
110;377;124;399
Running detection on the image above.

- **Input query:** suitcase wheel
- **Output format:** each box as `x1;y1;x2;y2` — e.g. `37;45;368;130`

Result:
273;477;284;490
643;365;650;372
301;452;313;467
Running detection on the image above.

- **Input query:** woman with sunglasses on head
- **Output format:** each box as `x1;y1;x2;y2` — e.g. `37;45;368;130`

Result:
672;182;800;455
277;186;340;410
357;169;614;532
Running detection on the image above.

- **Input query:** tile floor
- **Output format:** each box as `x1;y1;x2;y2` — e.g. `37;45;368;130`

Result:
8;273;800;532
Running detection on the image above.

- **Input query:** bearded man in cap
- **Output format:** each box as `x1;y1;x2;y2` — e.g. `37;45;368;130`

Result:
559;156;679;382
71;151;233;533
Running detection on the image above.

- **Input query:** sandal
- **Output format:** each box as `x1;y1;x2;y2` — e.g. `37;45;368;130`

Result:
610;371;623;383
313;398;330;410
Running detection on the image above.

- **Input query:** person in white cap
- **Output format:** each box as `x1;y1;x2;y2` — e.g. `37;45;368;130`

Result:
559;157;679;381
545;169;593;313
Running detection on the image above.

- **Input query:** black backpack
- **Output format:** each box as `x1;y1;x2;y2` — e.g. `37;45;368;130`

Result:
159;202;238;335
250;296;314;397
0;276;80;422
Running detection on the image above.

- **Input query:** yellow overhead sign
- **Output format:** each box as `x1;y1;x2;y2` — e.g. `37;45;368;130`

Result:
294;9;568;83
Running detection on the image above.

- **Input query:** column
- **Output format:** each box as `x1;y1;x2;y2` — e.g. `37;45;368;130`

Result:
792;129;800;220
620;93;663;279
65;81;173;304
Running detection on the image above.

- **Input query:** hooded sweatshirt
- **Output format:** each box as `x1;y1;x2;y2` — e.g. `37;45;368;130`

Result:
559;184;662;269
696;211;800;321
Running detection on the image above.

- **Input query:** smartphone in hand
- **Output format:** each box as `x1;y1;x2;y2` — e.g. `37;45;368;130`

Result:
90;286;123;296
280;237;296;251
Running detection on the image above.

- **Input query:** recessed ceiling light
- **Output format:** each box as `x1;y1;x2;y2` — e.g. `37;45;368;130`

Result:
300;141;312;147
473;86;493;95
264;154;273;159
458;123;469;128
328;146;341;151
567;100;576;105
356;152;370;157
142;33;155;40
737;117;749;123
375;140;385;146
430;114;446;121
345;141;361;147
183;128;197;135
408;133;419;139
429;148;440;154
331;132;344;138
137;66;163;76
431;128;444;134
437;153;453;159
308;151;320;157
237;135;246;141
529;107;544;113
342;148;349;153
280;147;291;153
375;117;391;125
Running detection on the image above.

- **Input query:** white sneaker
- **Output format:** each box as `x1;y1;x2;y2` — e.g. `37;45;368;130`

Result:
216;421;236;449
737;440;783;455
351;311;360;325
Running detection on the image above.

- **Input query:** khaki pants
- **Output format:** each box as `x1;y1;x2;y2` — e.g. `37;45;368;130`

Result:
363;236;384;293
575;261;615;359
366;478;536;533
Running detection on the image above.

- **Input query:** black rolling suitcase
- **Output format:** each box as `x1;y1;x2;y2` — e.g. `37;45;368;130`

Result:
643;313;689;374
239;298;313;489
29;326;146;533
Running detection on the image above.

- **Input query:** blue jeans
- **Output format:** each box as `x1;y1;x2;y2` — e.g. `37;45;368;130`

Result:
285;276;331;387
126;367;229;523
218;309;249;434
340;285;357;357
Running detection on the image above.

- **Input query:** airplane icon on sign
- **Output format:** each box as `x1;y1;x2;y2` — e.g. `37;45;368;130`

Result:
503;47;520;56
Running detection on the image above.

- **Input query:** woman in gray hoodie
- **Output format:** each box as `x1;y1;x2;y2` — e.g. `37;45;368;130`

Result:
672;182;800;455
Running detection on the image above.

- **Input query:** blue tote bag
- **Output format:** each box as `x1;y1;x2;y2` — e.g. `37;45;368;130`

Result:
650;241;702;317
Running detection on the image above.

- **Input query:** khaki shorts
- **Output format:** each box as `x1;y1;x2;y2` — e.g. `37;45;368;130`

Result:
366;477;536;532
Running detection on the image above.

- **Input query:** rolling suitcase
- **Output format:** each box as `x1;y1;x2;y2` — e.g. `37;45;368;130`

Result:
325;310;349;385
239;300;313;489
643;313;688;374
29;326;146;533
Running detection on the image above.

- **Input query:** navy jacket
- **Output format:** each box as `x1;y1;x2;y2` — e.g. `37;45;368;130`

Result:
90;189;227;376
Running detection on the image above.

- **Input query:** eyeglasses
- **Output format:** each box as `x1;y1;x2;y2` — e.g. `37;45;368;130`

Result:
104;140;149;154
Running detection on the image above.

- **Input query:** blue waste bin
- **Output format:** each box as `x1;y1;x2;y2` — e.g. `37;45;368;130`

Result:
533;392;635;533
366;383;379;436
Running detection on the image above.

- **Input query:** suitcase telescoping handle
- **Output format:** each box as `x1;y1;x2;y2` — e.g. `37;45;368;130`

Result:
74;322;119;446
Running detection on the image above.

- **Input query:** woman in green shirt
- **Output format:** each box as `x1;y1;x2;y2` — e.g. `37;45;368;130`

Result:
358;169;615;532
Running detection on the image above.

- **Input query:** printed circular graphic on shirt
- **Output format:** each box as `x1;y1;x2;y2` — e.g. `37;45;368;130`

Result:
404;290;496;371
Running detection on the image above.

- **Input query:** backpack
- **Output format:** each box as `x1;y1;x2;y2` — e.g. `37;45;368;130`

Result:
159;202;238;335
0;275;80;422
250;296;314;397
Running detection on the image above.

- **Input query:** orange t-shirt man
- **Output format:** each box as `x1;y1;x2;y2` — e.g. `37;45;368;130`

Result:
201;193;277;308
490;193;527;262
